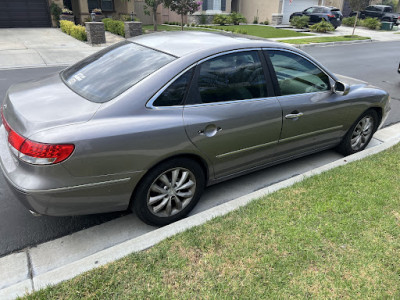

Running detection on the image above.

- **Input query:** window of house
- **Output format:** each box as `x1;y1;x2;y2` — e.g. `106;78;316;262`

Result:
88;0;114;12
266;50;330;96
194;51;267;103
153;69;194;106
202;0;226;11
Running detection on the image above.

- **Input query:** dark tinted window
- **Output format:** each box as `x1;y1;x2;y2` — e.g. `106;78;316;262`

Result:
153;69;193;106
267;50;330;96
196;51;267;103
384;7;392;12
62;41;175;103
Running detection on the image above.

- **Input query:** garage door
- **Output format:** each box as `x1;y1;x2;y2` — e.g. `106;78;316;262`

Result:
282;0;319;24
0;0;51;28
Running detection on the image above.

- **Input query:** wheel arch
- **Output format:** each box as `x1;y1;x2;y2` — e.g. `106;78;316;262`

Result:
128;153;210;207
369;106;383;126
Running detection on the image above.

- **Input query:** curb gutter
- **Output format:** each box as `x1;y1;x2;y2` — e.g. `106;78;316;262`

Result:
1;123;400;299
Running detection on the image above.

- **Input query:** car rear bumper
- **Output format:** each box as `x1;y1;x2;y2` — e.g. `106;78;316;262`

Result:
0;125;145;216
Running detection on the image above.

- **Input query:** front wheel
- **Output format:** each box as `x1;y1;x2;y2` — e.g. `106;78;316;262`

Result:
337;109;378;156
132;158;205;226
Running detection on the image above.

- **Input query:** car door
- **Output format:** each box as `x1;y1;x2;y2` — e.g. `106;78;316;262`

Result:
263;49;349;159
183;50;282;179
309;7;323;23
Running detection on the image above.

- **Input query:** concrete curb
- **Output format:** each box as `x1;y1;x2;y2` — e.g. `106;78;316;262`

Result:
293;38;374;49
1;123;400;299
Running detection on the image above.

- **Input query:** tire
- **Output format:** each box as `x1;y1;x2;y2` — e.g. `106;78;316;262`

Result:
337;109;379;156
132;158;205;226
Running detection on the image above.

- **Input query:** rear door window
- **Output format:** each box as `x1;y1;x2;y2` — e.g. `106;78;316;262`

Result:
192;51;268;104
62;41;176;103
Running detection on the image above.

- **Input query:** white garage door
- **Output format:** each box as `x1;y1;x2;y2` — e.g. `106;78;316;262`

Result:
282;0;319;24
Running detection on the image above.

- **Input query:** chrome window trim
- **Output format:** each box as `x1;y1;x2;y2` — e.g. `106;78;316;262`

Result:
263;47;336;96
146;48;263;109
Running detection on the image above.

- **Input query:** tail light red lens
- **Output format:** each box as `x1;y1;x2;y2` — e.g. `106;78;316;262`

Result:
327;14;335;18
1;109;74;165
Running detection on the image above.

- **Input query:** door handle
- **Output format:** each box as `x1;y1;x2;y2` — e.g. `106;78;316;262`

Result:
198;125;222;137
285;112;304;119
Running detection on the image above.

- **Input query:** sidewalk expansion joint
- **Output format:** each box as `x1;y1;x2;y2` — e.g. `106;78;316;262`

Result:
26;250;34;291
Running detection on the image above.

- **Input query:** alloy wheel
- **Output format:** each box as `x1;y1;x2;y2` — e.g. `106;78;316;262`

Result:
350;115;374;151
147;167;196;217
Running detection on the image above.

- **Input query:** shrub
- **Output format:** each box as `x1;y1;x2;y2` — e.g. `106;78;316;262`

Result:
263;20;269;25
102;18;125;36
253;16;258;24
213;14;229;25
200;13;207;25
120;14;133;21
50;2;62;26
342;16;361;27
229;12;246;25
60;20;87;41
70;25;87;41
362;17;381;30
290;16;309;28
309;19;335;32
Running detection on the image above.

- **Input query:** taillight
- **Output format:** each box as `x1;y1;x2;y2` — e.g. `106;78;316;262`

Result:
327;14;335;18
1;108;74;165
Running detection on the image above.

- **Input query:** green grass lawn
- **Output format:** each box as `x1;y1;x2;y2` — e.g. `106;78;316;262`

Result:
21;142;400;299
143;24;312;38
279;35;371;44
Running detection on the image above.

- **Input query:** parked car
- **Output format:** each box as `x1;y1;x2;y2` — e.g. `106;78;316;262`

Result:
350;5;400;25
0;32;390;226
290;6;343;28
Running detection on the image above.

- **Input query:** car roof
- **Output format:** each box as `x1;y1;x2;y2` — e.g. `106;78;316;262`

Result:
128;31;281;58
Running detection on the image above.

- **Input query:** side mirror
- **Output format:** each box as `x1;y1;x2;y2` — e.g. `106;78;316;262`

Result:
333;81;350;96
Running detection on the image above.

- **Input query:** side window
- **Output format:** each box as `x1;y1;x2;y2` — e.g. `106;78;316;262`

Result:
153;69;193;106
266;50;330;96
384;7;392;12
304;7;315;13
195;51;267;103
365;6;375;11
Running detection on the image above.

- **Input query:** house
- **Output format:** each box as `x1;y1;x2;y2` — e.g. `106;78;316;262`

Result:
0;0;354;29
0;0;134;28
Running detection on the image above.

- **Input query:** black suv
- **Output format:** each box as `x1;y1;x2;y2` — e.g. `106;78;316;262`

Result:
290;6;343;28
350;5;400;25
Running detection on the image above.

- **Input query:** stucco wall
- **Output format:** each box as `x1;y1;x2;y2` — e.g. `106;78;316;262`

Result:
237;0;281;24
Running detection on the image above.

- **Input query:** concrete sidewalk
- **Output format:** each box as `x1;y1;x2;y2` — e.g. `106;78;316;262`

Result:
268;25;400;42
0;28;124;69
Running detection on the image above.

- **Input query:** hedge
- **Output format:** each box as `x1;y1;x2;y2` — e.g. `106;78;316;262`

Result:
102;18;125;36
60;20;87;41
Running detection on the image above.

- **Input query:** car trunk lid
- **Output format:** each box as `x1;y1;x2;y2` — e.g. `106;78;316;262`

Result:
2;73;101;138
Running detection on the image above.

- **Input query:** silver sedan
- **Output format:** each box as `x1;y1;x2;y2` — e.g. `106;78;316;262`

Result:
0;31;390;225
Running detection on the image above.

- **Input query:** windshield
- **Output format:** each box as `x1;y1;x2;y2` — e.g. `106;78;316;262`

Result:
61;41;176;103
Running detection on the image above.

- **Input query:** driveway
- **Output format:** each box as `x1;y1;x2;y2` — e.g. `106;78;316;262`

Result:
0;28;123;69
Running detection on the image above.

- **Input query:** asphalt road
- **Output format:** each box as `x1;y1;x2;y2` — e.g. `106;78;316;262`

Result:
304;41;400;126
0;41;399;258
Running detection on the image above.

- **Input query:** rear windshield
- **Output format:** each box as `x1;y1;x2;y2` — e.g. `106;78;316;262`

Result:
61;41;176;103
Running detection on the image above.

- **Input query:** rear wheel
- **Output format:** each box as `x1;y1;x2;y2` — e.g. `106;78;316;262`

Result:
132;158;205;226
337;109;378;156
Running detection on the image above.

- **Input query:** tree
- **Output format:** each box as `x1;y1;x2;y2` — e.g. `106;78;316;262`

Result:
164;0;202;31
144;0;164;31
349;0;369;35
